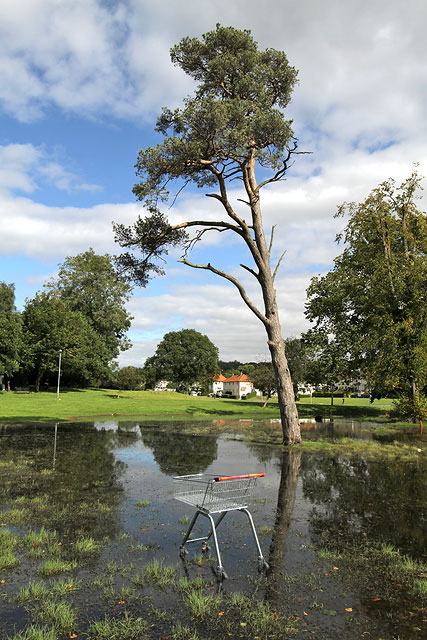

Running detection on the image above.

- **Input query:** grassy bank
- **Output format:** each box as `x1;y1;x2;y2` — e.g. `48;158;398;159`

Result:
0;388;394;424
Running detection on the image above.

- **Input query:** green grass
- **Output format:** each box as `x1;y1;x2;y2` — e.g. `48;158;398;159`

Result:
0;387;394;424
133;558;177;589
38;558;78;576
0;388;280;422
7;625;58;640
16;581;50;603
183;588;217;620
0;548;20;570
73;536;102;555
87;613;149;640
33;600;77;633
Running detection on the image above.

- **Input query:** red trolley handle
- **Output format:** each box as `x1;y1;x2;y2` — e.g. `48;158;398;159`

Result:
213;473;265;482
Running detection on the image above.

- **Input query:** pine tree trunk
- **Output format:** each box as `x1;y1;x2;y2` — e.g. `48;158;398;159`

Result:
249;197;302;445
267;321;301;444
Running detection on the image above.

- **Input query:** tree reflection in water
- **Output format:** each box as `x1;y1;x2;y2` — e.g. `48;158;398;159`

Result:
265;449;302;605
301;452;427;558
139;427;218;475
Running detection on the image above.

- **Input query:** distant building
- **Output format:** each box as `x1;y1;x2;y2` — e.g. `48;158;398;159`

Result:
212;373;254;398
212;373;227;395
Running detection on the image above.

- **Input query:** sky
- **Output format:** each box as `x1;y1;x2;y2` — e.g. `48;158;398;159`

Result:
1;0;426;366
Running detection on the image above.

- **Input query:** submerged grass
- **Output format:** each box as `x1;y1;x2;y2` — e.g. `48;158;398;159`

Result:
38;558;78;576
33;600;77;633
87;612;149;640
7;625;58;640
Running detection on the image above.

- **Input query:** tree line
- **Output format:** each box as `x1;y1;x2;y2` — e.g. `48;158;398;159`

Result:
0;249;132;391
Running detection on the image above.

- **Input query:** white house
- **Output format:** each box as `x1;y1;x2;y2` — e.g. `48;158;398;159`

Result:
212;373;254;398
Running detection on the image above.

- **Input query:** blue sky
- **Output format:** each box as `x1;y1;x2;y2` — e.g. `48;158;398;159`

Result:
1;0;426;365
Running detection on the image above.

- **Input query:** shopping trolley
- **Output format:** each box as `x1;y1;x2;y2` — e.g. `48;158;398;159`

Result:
174;473;269;579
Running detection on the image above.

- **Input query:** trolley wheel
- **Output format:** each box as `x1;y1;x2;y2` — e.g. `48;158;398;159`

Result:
179;547;188;559
258;557;269;571
214;565;228;580
201;544;210;553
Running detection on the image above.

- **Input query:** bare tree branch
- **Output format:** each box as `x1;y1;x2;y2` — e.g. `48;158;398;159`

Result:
268;225;276;255
178;258;268;326
240;263;260;280
272;250;287;281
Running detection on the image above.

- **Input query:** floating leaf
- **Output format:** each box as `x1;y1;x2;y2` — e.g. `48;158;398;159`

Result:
345;607;353;612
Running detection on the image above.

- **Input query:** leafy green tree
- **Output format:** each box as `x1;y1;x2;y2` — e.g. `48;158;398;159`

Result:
21;292;102;391
0;282;22;390
114;366;146;390
46;249;132;375
251;362;276;406
302;332;351;404
305;169;427;419
284;337;310;400
113;25;302;444
144;329;218;392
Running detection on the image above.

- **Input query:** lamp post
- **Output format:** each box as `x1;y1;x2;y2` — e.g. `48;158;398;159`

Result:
57;349;62;400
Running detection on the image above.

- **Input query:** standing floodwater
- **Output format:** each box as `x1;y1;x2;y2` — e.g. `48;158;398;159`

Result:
0;420;425;639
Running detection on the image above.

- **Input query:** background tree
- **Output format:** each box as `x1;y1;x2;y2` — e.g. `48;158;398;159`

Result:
47;249;133;376
114;366;146;390
21;292;101;391
114;25;302;444
305;169;427;419
301;332;351;404
250;362;277;406
0;282;22;390
284;337;310;400
144;329;218;392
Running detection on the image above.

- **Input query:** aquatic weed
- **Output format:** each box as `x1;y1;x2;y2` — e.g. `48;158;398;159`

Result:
135;500;150;508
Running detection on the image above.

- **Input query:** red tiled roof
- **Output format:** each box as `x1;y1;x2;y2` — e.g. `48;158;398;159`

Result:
225;374;252;382
213;374;227;381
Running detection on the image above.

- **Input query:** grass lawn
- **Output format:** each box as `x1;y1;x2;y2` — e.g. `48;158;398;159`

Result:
0;387;395;424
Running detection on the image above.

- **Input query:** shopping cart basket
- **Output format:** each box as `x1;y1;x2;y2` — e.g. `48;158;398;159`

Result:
174;473;269;579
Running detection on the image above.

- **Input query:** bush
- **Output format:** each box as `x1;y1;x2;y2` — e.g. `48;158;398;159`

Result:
391;392;427;422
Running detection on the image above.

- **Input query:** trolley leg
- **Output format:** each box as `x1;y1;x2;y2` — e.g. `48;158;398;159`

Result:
179;510;202;557
240;508;269;571
203;511;228;549
206;512;228;580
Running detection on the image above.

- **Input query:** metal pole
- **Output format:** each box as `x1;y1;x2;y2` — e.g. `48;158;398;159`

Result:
57;349;62;399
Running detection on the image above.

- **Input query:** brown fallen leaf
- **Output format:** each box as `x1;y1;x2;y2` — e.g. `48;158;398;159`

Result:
345;607;353;612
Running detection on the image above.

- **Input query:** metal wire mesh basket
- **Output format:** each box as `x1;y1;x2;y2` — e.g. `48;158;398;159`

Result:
173;473;264;514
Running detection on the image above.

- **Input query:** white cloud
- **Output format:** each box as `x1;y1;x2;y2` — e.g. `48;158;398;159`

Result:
1;0;426;365
0;143;100;196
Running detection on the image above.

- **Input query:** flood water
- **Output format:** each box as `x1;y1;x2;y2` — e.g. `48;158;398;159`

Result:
0;419;425;639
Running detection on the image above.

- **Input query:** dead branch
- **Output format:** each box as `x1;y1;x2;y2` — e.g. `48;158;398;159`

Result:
178;258;268;326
